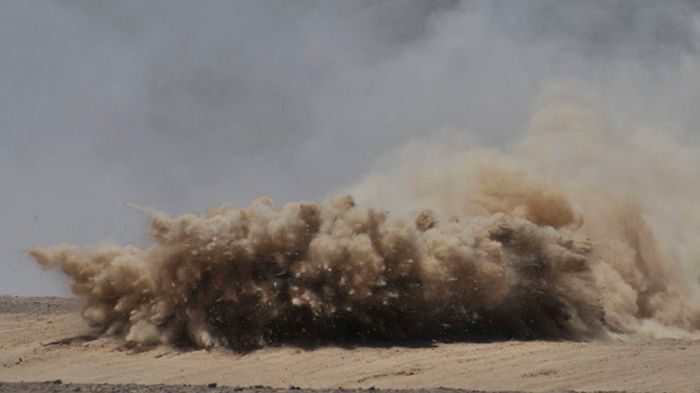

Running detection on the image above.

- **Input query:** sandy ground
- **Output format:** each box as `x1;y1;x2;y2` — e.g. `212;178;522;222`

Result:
0;384;559;393
1;297;698;393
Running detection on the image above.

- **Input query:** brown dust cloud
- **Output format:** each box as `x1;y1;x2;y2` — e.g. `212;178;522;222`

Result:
29;86;700;350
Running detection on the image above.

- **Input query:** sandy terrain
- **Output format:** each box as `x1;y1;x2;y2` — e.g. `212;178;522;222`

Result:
0;384;546;393
1;297;698;393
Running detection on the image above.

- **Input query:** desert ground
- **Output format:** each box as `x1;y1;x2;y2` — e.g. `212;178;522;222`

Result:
1;297;698;393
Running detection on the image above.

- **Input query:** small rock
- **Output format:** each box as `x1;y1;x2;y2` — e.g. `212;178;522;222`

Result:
208;383;218;388
53;379;63;384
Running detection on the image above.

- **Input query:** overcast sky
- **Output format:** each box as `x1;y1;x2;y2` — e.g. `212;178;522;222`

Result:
2;0;699;295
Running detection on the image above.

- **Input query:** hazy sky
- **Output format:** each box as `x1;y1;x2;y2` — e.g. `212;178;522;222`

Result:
2;0;699;295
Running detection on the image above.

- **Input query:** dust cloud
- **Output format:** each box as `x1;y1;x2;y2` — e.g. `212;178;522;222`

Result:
28;84;700;349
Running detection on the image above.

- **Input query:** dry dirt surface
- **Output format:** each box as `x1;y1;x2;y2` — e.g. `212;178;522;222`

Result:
1;297;698;393
0;383;599;393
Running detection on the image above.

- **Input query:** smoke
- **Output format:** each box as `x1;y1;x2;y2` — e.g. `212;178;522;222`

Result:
17;1;700;347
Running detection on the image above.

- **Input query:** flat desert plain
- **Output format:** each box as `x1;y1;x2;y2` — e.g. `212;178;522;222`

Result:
1;296;698;393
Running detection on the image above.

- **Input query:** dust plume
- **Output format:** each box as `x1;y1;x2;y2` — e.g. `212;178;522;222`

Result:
348;84;700;340
28;84;700;348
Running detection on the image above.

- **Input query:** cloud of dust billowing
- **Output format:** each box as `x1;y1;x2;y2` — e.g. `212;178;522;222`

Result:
348;84;700;340
29;194;600;349
28;84;700;348
23;0;700;348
